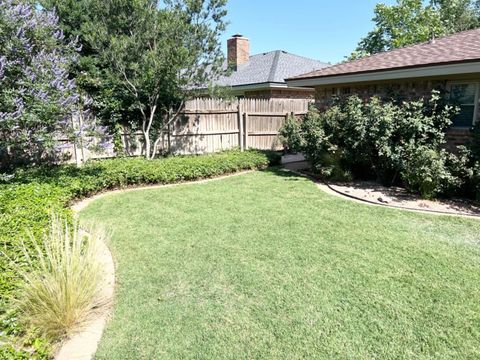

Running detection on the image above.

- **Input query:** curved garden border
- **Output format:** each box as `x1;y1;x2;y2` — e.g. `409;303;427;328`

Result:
54;170;254;360
318;181;480;219
294;171;480;219
280;165;480;218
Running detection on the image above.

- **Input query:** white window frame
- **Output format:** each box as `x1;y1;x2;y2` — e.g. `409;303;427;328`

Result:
447;81;479;128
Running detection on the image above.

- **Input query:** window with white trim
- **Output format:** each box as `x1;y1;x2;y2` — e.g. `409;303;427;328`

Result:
449;82;479;127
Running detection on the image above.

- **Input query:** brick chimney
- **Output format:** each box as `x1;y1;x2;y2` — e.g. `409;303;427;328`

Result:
227;34;250;69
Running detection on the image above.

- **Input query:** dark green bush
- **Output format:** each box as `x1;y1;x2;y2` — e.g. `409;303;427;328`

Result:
472;163;480;201
295;106;335;176
279;91;480;199
467;123;480;200
440;125;480;201
0;149;276;358
400;147;456;199
279;115;304;153
470;122;480;160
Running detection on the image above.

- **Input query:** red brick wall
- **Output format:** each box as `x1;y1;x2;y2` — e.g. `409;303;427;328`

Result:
446;128;473;151
314;80;447;109
314;79;475;148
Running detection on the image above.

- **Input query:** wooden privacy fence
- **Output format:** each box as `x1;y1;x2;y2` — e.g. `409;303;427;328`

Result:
165;97;310;154
66;97;311;163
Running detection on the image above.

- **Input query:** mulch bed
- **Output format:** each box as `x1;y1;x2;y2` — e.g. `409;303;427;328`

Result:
288;165;480;217
326;180;480;217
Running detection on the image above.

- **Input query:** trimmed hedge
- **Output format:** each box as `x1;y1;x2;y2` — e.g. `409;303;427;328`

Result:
8;149;279;197
0;149;279;358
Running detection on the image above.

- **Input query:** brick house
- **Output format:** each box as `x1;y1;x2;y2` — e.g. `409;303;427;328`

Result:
286;28;480;146
210;34;330;99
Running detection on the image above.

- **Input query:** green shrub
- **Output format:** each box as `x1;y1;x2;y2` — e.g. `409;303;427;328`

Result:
296;106;340;176
281;91;473;199
7;150;275;195
0;149;275;357
472;162;480;201
400;147;455;199
467;124;480;200
318;152;353;182
441;125;480;200
279;115;304;153
470;122;480;160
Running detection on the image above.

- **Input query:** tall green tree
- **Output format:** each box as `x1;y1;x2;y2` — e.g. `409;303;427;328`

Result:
86;0;227;159
41;0;140;133
349;0;480;59
434;0;480;31
42;0;228;158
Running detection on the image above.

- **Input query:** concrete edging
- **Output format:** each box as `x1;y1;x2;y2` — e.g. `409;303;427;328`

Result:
287;169;480;220
54;237;115;360
318;181;480;219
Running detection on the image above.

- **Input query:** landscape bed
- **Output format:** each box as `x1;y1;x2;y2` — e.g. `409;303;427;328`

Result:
80;169;480;359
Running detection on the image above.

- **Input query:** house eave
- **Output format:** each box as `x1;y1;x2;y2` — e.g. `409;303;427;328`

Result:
227;82;314;92
229;82;286;91
286;61;480;87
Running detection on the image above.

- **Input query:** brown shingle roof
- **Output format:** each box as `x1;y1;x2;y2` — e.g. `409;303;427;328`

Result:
289;28;480;80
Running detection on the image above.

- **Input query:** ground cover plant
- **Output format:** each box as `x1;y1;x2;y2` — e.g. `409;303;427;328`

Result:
79;169;480;359
0;150;276;359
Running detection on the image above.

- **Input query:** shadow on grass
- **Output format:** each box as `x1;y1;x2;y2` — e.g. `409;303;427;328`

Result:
260;166;305;181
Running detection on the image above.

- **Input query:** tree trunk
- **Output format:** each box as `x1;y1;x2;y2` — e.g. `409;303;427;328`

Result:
143;102;184;159
150;103;185;158
142;105;158;159
143;130;151;159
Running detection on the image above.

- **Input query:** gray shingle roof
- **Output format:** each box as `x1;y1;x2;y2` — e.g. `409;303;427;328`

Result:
212;50;329;87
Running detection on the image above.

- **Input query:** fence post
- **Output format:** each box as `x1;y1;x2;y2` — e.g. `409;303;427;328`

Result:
244;112;249;150
237;104;244;151
167;122;172;154
78;114;86;164
71;115;80;166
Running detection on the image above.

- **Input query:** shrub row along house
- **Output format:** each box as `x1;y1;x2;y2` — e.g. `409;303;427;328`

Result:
286;28;480;147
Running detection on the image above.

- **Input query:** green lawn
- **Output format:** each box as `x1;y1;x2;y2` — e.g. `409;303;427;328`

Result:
80;169;480;360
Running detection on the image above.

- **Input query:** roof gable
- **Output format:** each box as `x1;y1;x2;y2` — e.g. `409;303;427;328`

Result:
213;50;329;87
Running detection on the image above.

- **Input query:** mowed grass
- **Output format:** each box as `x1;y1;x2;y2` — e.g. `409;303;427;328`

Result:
80;169;480;359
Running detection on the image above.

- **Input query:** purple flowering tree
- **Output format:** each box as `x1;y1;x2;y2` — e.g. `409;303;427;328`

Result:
0;0;107;168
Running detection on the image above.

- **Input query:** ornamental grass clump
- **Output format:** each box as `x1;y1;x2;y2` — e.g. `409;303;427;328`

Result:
15;216;107;341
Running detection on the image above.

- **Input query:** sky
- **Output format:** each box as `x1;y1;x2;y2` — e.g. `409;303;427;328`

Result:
220;0;397;64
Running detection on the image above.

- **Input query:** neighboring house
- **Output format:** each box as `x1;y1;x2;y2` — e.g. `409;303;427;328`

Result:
286;28;480;147
211;34;330;99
